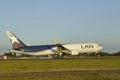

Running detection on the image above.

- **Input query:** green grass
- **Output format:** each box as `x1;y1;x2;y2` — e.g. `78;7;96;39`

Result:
0;70;120;80
0;58;120;80
0;59;120;73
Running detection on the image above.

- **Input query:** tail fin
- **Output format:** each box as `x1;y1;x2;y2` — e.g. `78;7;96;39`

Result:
6;31;27;49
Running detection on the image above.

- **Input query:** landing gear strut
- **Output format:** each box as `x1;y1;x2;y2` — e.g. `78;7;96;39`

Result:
52;54;64;59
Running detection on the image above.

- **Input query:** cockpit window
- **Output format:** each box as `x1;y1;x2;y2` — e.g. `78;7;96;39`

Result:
98;44;101;46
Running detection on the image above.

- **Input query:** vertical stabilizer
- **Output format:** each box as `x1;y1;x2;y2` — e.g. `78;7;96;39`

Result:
6;31;27;49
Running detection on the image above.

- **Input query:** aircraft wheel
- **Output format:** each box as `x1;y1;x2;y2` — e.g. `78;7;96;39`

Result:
53;54;60;59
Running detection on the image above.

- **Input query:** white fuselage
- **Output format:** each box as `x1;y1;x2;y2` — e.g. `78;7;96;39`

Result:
63;43;102;53
14;43;102;56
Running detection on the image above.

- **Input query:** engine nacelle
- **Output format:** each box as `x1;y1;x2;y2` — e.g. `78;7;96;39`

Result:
71;50;79;55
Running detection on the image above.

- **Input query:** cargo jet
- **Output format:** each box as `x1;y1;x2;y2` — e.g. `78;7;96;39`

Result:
6;31;103;59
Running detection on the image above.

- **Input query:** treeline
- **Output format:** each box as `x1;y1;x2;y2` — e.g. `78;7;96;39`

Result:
112;51;120;56
87;52;120;56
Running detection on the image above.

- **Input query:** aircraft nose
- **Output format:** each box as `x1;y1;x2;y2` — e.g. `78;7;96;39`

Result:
97;44;103;50
99;46;103;50
101;46;103;49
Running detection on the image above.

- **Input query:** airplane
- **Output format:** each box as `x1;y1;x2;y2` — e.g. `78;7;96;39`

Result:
6;30;103;59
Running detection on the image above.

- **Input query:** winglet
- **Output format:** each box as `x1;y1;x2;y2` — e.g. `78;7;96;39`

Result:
54;37;61;45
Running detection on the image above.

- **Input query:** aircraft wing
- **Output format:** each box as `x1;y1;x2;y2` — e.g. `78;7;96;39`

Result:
54;38;71;54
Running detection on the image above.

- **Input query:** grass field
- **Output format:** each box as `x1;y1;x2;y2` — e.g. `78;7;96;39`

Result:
0;57;120;80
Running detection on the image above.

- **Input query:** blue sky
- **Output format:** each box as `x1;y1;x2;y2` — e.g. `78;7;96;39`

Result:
0;0;120;54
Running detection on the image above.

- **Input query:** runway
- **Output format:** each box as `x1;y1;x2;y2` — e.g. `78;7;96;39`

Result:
2;56;120;60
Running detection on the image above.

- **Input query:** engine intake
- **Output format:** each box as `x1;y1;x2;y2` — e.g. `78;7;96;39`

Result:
71;50;79;55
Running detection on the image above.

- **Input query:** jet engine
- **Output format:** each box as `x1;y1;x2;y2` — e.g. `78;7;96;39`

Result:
71;50;79;55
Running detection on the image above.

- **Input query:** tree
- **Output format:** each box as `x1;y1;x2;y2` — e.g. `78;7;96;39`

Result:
4;52;16;57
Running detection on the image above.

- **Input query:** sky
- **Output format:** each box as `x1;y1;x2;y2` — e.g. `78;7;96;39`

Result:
0;0;120;54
